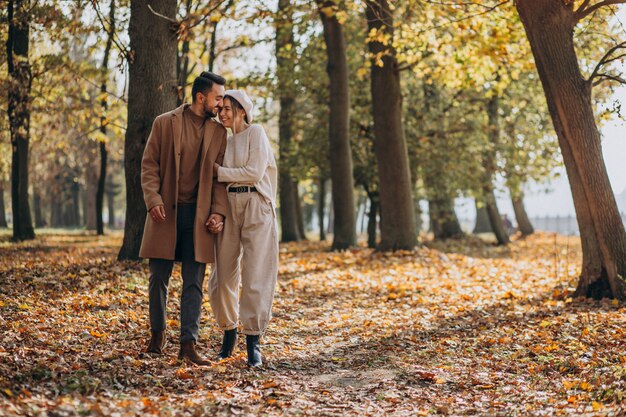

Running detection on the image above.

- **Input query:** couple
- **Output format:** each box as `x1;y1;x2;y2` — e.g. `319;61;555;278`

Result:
138;71;278;367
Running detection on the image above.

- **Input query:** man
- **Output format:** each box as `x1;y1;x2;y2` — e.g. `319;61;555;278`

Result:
140;71;227;365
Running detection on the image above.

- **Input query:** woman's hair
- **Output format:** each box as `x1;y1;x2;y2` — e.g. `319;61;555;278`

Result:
224;95;248;123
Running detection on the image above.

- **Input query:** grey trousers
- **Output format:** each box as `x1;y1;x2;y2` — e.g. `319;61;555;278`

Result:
148;203;206;343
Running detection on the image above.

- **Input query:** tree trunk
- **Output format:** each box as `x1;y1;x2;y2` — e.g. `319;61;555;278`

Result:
50;193;62;228
516;0;626;299
512;193;534;236
0;183;8;228
319;1;357;250
97;0;115;235
85;150;98;230
7;0;35;241
484;188;509;245
106;175;117;227
118;0;178;260
482;92;509;245
473;201;492;234
429;197;463;240
318;176;326;241
294;181;306;240
275;0;301;243
367;191;379;249
33;189;45;228
366;0;416;250
71;181;81;227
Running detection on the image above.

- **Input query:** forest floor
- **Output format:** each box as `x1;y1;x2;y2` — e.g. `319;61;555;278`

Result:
0;231;625;416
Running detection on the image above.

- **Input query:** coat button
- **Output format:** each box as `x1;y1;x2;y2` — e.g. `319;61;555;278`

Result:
172;204;176;210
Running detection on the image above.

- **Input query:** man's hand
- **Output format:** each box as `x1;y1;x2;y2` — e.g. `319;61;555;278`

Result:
206;213;224;234
149;205;166;223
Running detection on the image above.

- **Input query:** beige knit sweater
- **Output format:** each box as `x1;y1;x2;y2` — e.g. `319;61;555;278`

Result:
217;124;278;209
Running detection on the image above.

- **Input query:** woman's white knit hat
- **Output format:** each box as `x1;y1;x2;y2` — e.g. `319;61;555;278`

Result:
224;89;253;123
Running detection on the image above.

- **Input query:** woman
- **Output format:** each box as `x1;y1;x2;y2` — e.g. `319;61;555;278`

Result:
209;90;278;367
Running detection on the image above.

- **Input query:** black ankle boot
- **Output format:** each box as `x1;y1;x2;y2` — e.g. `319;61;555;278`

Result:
246;335;262;367
217;329;238;360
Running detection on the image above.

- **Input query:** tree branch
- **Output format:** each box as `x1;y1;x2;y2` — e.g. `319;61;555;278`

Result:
575;0;626;21
592;73;626;86
587;40;626;84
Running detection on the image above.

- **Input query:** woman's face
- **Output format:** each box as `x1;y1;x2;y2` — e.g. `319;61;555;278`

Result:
219;98;244;129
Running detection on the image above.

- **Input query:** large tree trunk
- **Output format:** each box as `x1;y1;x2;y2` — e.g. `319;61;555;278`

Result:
512;192;534;236
97;0;115;235
318;176;326;241
516;0;626;299
319;0;357;250
429;197;463;240
482;92;509;245
7;0;35;241
118;0;178;260
365;0;416;250
0;183;8;228
275;0;302;243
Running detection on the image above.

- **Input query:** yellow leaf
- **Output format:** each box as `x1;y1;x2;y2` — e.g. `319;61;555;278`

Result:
592;402;603;410
18;303;29;310
539;320;551;327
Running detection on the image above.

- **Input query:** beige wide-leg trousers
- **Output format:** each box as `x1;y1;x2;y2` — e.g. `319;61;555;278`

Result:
209;191;279;336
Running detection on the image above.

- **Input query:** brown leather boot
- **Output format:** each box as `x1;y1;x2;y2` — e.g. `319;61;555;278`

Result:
178;340;211;366
145;330;166;354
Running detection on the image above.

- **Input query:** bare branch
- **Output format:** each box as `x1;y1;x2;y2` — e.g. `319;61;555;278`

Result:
575;0;626;21
587;40;626;84
147;3;178;24
592;73;626;86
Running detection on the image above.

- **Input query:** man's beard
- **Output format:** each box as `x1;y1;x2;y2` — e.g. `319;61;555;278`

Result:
204;104;217;119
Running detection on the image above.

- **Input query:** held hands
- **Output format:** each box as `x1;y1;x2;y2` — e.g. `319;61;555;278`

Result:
206;213;224;234
149;205;166;223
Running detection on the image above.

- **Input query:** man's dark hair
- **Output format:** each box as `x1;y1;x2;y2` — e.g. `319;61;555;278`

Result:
191;71;226;102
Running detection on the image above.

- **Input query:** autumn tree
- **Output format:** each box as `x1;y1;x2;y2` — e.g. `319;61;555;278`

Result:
365;0;417;250
118;0;178;260
515;0;626;299
317;0;357;249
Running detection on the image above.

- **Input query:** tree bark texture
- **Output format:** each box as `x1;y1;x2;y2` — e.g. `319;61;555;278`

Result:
319;0;357;249
516;0;626;299
365;0;417;250
118;0;178;260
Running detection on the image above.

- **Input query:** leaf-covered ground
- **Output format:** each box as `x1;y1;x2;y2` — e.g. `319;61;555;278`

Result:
0;232;625;416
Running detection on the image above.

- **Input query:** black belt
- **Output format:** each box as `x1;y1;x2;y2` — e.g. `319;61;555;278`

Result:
228;186;257;193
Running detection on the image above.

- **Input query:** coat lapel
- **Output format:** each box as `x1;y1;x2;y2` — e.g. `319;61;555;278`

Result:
171;105;186;183
200;120;216;169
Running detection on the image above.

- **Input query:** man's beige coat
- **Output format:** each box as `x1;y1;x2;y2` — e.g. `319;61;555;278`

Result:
139;104;228;263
